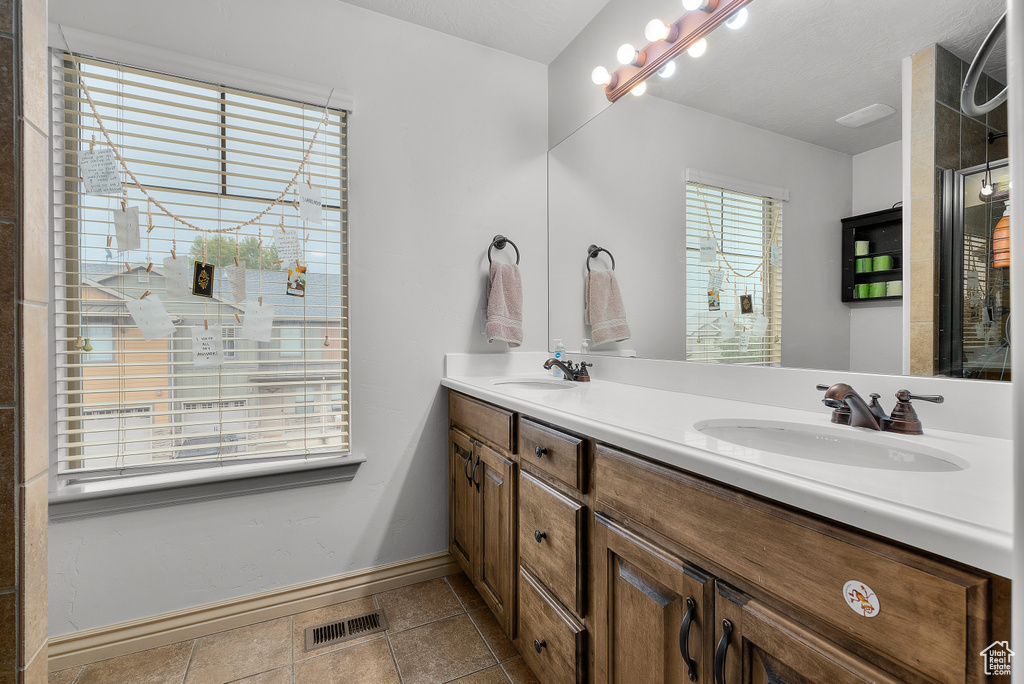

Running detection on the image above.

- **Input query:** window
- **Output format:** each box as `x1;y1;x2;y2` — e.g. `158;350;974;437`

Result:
53;53;350;485
685;181;782;365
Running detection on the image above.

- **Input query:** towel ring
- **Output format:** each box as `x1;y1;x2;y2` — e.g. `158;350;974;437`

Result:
488;234;520;265
961;12;1007;117
587;244;615;272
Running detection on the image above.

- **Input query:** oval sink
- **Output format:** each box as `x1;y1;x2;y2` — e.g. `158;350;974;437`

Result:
694;419;966;472
492;378;577;391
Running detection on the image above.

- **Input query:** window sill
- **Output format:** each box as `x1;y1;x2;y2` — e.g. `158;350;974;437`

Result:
48;453;366;522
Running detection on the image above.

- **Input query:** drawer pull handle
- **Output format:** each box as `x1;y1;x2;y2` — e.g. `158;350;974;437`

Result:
714;619;733;684
534;530;547;543
471;455;481;492
463;453;473;484
533;639;547;654
534;446;547;458
679;596;697;682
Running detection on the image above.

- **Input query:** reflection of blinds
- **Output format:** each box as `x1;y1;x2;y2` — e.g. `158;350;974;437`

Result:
685;182;782;365
53;54;349;481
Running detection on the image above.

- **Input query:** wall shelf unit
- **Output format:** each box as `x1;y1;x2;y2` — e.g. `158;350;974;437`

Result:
841;207;903;303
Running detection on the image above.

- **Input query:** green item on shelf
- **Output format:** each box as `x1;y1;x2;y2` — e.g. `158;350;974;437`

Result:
855;283;869;299
868;281;887;298
855;258;872;273
872;255;893;271
854;240;870;256
887;280;903;296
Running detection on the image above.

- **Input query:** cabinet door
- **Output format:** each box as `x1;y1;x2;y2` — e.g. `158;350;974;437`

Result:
712;586;902;684
449;428;477;580
476;441;516;635
594;513;712;684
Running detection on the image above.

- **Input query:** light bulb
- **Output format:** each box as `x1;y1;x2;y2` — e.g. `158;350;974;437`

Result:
645;19;670;42
617;43;639;66
725;8;749;29
687;38;708;58
658;61;677;78
592;66;612;86
631;81;647;96
981;181;994;196
682;0;709;11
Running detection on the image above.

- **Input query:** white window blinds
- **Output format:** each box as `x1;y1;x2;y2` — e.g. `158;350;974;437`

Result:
53;53;349;482
685;182;782;365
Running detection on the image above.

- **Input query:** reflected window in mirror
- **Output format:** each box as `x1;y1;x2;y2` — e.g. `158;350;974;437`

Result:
686;182;782;365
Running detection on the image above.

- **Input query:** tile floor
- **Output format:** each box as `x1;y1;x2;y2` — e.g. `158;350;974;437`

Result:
49;573;540;684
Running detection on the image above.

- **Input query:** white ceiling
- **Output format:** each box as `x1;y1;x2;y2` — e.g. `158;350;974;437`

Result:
335;0;611;64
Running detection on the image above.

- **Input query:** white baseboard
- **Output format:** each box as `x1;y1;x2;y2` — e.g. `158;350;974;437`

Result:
48;551;459;672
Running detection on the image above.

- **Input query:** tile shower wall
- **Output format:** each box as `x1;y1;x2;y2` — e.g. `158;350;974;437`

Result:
0;0;50;682
909;44;1008;375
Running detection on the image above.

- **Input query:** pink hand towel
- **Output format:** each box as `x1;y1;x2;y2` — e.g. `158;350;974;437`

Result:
586;270;630;346
486;261;523;347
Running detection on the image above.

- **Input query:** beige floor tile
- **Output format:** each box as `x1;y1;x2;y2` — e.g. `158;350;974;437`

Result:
501;657;540;684
227;666;292;684
468;607;517;662
76;641;193;684
389;614;495;684
375;578;463;634
292;596;378;661
293;637;398;684
449;665;511;683
185;617;290;684
47;668;81;684
445;573;486;612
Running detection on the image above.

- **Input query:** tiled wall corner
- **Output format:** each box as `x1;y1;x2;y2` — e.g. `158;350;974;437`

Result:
908;45;936;375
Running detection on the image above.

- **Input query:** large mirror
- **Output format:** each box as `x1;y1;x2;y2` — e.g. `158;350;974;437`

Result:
548;0;1009;378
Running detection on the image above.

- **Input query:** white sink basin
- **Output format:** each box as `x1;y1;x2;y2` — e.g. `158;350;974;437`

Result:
694;419;966;472
492;378;577;391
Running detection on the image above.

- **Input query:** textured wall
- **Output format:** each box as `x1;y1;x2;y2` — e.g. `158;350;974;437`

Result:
47;0;547;634
0;0;50;681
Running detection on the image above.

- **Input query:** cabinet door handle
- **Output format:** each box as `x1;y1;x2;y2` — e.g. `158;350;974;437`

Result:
463;453;473;484
714;618;733;684
533;639;547;654
471;455;481;492
534;530;547;543
535;446;547;458
679;596;697;682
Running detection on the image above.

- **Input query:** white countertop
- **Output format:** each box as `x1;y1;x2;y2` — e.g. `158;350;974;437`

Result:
442;371;1013;578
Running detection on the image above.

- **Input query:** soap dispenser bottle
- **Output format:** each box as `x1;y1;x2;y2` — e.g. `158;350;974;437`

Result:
553;339;565;378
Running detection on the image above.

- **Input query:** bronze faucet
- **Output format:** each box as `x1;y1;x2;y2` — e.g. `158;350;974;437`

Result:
543;358;592;382
817;384;943;434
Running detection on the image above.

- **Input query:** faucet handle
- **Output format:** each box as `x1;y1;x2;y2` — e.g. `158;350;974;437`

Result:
896;389;944;404
815;384;831;392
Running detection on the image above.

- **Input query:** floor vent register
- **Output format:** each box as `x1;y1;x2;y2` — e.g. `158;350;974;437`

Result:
304;608;388;652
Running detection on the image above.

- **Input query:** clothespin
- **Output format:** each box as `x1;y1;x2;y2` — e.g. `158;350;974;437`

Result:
235;312;241;324
146;262;153;273
106;235;113;248
259;296;263;306
120;188;128;213
204;319;209;330
304;233;310;243
295;259;301;268
273;260;284;265
124;261;131;272
140;290;151;300
234;255;239;267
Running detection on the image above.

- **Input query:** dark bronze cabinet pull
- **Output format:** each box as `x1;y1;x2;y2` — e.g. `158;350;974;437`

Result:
679;596;697;682
534;530;547;543
535;446;547;458
714;619;733;684
534;639;547;653
463;453;473;484
471;455;481;492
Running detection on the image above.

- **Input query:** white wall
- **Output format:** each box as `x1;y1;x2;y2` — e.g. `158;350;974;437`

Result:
549;94;854;370
47;0;548;634
849;141;903;375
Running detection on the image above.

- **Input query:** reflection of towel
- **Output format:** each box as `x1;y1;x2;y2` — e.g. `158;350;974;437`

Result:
486;262;522;347
586;271;630;346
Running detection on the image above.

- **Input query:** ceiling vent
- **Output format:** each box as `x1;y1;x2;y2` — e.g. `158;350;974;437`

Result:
836;104;897;128
303;608;388;652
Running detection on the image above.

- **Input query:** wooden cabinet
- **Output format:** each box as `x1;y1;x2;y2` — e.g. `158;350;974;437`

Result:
448;428;476;578
520;566;587;684
476;441;515;630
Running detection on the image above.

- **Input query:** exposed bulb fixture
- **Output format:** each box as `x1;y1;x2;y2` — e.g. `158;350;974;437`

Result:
645;19;679;43
631;81;647;96
981;180;994;196
682;0;711;11
725;8;749;29
617;43;644;66
592;66;612;86
687;38;708;58
658;60;677;78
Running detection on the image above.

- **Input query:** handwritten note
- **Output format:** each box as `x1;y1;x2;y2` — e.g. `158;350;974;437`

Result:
126;294;175;341
707;269;724;292
113;207;141;252
966;270;980;288
241;299;274;342
719;315;735;340
191;325;224;368
274;230;301;262
297;184;323;225
738;330;751;353
699;237;718;263
162;256;191;298
752;314;769;338
79;148;121;195
224;265;247;302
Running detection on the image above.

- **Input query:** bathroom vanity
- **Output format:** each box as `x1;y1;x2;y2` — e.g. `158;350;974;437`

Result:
444;360;1011;684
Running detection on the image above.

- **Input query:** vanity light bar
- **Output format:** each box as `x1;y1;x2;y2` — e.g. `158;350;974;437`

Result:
601;0;754;103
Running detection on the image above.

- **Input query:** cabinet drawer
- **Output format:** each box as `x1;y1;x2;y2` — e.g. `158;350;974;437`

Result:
596;445;990;684
519;566;586;684
519;470;585;616
519;418;585;491
449;392;513;452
